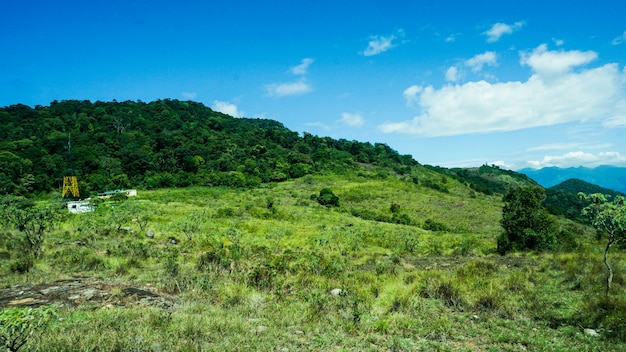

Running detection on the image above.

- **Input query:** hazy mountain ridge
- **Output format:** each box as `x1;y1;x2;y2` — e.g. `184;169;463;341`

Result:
519;166;626;194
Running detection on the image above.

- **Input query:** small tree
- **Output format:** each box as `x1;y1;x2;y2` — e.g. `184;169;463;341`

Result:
0;197;60;259
497;186;556;254
580;193;626;296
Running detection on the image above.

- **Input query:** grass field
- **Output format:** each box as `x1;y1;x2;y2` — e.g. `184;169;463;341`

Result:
1;174;625;351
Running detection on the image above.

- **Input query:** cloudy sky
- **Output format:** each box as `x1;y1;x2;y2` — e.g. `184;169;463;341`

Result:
2;0;625;169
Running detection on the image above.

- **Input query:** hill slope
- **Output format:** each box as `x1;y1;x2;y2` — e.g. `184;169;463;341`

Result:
428;164;538;196
0;99;419;195
2;99;542;200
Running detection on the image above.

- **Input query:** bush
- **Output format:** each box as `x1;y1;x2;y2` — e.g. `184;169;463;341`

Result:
9;256;34;274
423;218;449;232
0;305;55;352
421;281;466;308
49;247;106;272
316;188;340;207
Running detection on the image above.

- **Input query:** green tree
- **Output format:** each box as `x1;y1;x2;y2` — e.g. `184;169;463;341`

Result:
497;186;556;254
580;193;626;296
0;198;61;259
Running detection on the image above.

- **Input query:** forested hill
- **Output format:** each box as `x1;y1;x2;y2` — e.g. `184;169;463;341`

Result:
543;178;625;221
0;99;418;195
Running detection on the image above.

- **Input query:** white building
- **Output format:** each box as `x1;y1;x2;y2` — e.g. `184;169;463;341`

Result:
67;200;94;214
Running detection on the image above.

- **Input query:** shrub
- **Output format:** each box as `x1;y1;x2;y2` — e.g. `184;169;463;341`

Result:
0;305;55;352
421;281;466;309
50;247;106;272
163;248;179;278
423;218;449;232
422;180;449;193
316;188;340;207
391;212;412;225
9;256;34;274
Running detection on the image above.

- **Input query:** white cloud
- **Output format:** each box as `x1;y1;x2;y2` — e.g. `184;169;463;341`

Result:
304;121;331;130
380;46;626;137
483;21;524;43
491;160;512;169
445;33;460;42
611;31;626;45
520;44;597;77
465;51;497;72
290;58;314;75
340;112;365;127
402;85;422;106
265;60;315;97
181;92;197;100
445;66;460;82
527;151;626;168
526;142;612;152
363;34;397;56
553;38;565;46
212;100;243;117
265;80;313;97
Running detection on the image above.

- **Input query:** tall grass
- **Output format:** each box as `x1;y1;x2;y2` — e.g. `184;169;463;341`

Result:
1;175;625;350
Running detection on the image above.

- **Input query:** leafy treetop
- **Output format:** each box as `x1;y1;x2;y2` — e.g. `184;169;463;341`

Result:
0;99;418;195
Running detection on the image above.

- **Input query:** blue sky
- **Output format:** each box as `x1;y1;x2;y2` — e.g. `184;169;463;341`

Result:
2;0;625;170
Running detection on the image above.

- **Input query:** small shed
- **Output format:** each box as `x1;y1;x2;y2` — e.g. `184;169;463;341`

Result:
67;200;94;214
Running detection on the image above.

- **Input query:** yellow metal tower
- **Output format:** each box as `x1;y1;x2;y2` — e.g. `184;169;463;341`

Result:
62;176;80;198
62;133;80;198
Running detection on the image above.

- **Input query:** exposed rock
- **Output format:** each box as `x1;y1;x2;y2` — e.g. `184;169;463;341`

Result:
0;278;177;310
584;328;600;337
330;288;342;296
146;230;155;238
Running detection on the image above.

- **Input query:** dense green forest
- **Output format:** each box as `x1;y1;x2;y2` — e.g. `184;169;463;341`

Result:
543;178;625;221
0;99;417;195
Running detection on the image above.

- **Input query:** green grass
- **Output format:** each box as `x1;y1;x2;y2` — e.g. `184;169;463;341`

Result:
2;174;626;351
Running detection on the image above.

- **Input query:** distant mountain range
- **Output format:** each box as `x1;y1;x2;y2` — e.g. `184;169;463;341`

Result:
518;166;626;194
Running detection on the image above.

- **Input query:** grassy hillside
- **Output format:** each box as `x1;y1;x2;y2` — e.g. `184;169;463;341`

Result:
427;164;538;196
1;171;625;351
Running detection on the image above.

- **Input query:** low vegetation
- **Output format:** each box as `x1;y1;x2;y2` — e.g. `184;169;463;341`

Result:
1;172;625;351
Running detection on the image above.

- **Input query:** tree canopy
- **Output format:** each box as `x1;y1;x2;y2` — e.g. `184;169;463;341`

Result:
0;100;418;195
497;186;556;254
